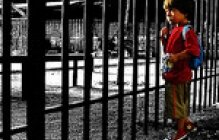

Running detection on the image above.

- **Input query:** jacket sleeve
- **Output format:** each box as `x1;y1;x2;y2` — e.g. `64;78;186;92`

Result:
184;29;200;57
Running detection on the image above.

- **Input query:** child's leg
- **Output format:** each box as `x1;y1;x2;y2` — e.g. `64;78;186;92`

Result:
177;118;186;131
172;118;188;140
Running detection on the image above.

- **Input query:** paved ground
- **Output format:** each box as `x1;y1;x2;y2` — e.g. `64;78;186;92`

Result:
6;58;164;97
5;87;219;140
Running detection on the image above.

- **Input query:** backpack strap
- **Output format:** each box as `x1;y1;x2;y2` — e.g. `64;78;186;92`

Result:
182;25;192;40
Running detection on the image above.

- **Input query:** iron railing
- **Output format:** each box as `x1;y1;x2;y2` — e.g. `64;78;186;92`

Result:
0;0;218;140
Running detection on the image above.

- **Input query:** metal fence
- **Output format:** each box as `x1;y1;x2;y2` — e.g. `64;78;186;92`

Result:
0;0;218;140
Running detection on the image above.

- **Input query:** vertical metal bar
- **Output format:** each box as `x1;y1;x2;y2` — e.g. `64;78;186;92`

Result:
61;0;70;140
192;0;199;113
154;0;161;130
194;0;200;30
213;0;218;104
83;1;93;140
199;0;204;111
204;0;210;108
209;0;215;107
2;0;12;139
73;59;78;86
144;0;150;135
131;0;138;139
214;0;219;102
218;82;219;103
163;21;171;127
117;0;125;139
80;19;83;47
102;0;109;140
27;0;46;139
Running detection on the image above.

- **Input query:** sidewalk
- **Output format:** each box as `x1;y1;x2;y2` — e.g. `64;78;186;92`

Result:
6;57;164;97
4;88;219;140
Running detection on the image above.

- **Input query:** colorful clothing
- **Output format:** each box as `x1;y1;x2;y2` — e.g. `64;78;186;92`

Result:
165;82;190;119
163;25;200;120
163;26;200;84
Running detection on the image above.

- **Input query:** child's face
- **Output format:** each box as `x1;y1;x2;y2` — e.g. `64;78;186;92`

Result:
164;8;188;25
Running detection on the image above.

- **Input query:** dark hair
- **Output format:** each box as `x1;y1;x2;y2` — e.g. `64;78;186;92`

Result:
163;0;195;21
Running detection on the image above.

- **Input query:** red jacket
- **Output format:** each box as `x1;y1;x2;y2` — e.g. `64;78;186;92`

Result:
163;26;200;84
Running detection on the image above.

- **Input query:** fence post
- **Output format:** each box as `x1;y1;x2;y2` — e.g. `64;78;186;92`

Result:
73;59;78;86
2;0;12;140
61;0;70;139
154;0;161;130
83;1;94;140
117;0;125;139
102;1;110;139
26;0;46;139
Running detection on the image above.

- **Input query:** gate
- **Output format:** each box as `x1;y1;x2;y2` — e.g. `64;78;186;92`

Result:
0;0;218;140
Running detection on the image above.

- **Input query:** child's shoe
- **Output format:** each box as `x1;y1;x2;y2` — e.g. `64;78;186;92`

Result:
184;120;197;133
172;129;188;140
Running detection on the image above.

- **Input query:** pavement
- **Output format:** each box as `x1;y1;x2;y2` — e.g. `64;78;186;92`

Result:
5;57;165;96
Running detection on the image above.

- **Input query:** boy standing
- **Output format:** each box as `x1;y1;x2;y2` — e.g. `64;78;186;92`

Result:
160;0;200;139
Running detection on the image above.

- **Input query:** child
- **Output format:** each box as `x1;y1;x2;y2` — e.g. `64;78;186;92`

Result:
160;0;200;139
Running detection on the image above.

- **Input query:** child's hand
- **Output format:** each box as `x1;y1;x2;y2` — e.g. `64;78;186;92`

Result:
168;50;190;63
160;27;169;49
168;54;179;63
160;27;169;38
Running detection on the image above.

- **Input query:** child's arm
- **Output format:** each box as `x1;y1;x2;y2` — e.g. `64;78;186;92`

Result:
160;27;169;50
168;50;191;63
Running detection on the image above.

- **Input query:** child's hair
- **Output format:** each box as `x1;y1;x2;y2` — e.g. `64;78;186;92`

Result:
163;0;195;21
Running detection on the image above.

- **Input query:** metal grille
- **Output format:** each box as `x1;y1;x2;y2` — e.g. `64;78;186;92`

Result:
0;0;218;140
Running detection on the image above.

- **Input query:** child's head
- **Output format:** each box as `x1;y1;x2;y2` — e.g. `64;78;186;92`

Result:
163;0;194;25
